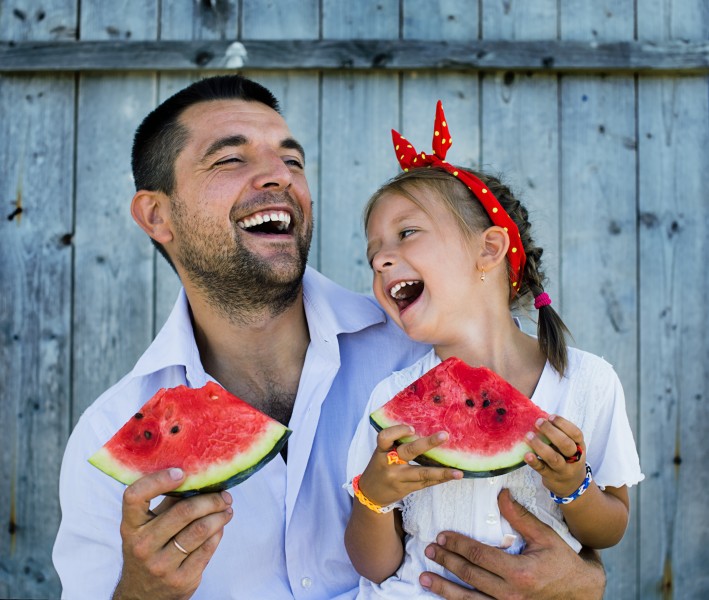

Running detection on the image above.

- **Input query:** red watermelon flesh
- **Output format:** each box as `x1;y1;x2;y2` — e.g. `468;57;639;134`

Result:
370;357;548;477
89;381;291;496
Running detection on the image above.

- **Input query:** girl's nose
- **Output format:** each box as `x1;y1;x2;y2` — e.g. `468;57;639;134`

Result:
372;250;395;272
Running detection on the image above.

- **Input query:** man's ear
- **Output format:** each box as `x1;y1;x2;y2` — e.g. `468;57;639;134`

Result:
478;226;510;272
131;190;173;244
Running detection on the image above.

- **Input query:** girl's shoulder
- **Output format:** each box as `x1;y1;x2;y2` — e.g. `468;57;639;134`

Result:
564;346;621;387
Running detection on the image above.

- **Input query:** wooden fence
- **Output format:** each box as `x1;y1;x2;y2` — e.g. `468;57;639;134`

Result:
1;1;707;598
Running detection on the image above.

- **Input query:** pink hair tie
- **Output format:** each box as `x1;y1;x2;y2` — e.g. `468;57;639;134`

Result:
534;292;552;310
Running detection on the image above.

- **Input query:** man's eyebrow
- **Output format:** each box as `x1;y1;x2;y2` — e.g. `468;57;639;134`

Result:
282;138;306;163
200;135;306;164
201;135;247;162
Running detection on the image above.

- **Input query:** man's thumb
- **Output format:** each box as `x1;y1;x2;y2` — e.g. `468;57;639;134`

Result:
498;488;552;545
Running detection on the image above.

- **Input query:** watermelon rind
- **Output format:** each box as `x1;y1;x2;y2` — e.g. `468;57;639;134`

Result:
370;416;527;478
89;420;291;498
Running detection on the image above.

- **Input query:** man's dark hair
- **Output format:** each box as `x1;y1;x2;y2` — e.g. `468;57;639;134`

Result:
131;75;280;269
132;75;280;195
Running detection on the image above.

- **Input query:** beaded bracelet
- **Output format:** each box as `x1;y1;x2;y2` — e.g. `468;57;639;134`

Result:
352;474;399;514
549;463;593;505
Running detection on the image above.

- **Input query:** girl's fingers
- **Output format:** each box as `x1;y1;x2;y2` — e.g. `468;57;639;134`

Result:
534;418;584;461
547;414;584;441
375;424;415;451
397;431;449;461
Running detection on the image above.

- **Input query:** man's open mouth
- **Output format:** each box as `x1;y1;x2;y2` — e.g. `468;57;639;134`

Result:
237;210;292;234
389;280;424;311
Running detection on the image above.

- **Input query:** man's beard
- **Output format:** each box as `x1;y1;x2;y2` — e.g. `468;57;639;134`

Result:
170;191;312;324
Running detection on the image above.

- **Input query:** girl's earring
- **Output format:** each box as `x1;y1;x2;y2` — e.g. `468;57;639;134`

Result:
480;269;486;282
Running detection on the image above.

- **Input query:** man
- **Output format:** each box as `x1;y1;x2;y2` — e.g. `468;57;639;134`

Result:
53;75;605;599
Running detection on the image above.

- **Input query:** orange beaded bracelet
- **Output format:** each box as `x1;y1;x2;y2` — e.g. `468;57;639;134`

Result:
352;474;398;514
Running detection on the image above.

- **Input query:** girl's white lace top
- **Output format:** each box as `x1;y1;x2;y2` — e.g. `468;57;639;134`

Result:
345;347;644;599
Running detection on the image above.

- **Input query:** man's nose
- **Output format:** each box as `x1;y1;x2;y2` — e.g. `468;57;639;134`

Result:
252;153;292;189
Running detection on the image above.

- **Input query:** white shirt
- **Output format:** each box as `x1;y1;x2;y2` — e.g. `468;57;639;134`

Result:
347;347;644;599
53;267;428;600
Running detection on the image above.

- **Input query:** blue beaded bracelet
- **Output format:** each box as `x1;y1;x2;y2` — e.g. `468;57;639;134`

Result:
549;463;593;505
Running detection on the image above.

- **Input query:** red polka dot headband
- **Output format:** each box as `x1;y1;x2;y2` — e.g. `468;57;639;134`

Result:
391;101;527;295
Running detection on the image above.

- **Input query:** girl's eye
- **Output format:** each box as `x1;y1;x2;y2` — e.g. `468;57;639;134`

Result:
400;228;416;239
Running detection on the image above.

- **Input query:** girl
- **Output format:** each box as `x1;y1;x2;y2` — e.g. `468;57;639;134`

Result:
344;102;643;598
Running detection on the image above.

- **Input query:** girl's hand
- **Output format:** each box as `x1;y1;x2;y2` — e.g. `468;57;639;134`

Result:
357;425;464;507
524;415;587;498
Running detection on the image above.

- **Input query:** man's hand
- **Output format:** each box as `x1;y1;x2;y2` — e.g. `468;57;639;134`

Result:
419;489;605;600
112;468;234;600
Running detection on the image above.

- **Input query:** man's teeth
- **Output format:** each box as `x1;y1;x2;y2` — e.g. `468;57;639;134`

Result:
390;281;420;299
237;211;291;230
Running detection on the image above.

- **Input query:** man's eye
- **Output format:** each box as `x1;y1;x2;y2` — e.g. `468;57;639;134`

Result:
284;158;304;169
215;157;242;166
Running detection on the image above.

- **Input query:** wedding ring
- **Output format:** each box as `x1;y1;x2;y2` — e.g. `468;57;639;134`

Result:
173;538;190;555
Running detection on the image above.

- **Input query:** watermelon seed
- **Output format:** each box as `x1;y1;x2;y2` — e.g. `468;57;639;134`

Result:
144;431;152;439
134;412;143;419
465;399;474;407
482;399;491;408
433;395;441;403
496;408;506;415
170;425;180;434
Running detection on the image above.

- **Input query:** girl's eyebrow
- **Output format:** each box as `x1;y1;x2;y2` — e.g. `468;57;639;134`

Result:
201;135;306;164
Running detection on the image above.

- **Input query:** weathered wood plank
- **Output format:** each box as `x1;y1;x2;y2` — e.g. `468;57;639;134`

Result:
637;75;709;600
242;0;318;40
561;5;639;599
0;2;77;599
0;73;74;600
72;5;159;419
1;39;708;72
161;0;239;40
0;0;77;41
480;0;559;335
637;1;709;597
320;0;400;291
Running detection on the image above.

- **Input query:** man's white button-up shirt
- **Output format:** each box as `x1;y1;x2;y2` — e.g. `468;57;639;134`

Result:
53;267;427;599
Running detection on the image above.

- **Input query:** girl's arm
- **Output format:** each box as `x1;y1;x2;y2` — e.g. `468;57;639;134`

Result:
345;425;463;583
525;415;629;549
344;495;406;583
559;482;628;548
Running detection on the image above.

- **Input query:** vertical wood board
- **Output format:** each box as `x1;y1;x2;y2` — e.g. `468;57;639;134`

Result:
481;0;560;333
0;74;74;599
242;0;319;39
560;75;639;598
637;75;709;600
320;0;400;291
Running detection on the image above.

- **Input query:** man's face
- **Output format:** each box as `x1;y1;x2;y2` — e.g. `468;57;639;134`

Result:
166;99;313;321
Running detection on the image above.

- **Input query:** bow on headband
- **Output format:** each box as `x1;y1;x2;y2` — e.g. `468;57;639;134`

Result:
391;101;526;295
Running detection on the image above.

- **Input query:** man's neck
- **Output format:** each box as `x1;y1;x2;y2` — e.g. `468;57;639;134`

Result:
187;286;310;424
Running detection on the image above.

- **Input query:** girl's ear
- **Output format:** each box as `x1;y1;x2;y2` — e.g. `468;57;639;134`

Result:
477;226;510;272
131;190;173;244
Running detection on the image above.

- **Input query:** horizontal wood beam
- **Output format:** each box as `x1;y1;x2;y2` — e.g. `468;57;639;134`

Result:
1;39;708;74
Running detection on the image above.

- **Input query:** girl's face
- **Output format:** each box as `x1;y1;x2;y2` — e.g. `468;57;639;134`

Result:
366;190;481;345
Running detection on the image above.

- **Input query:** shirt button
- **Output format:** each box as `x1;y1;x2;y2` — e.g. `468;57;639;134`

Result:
301;577;313;589
486;513;498;525
488;477;496;485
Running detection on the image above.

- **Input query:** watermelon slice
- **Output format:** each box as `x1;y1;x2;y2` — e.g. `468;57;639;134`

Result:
89;381;291;497
370;357;548;477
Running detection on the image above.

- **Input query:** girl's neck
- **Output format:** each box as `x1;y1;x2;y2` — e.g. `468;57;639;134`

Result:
433;313;547;398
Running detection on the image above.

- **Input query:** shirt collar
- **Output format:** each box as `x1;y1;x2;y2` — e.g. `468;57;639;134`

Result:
130;267;387;380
